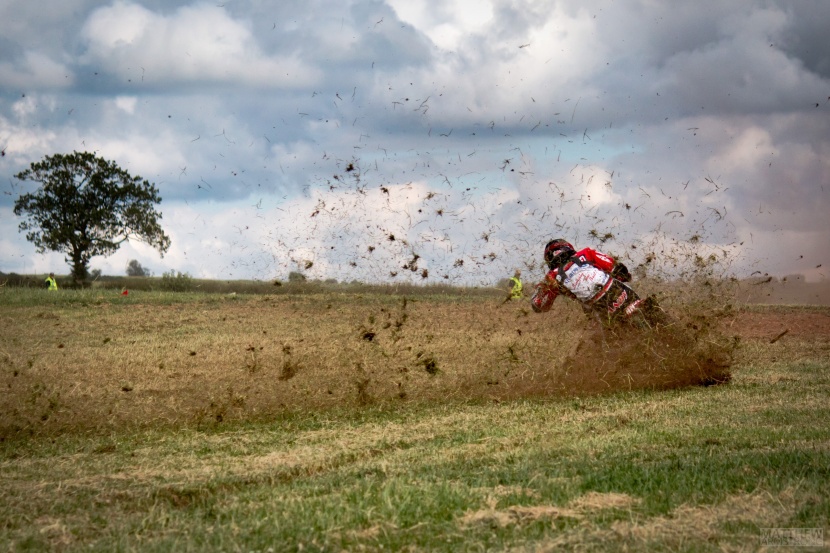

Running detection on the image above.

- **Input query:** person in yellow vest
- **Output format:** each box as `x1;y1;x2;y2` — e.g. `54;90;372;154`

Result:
45;272;58;291
509;269;523;299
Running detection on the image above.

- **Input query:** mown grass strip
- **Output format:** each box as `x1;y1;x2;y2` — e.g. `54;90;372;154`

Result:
2;347;828;551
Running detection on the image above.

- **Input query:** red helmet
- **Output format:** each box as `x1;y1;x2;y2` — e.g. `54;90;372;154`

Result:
544;239;575;269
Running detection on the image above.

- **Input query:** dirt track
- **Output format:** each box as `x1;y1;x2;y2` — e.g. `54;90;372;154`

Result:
726;310;830;341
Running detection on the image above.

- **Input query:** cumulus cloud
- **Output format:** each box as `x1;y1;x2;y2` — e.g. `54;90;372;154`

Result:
80;1;322;88
0;52;73;90
1;0;828;284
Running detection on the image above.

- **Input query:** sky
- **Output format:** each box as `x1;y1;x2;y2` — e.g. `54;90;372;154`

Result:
1;0;828;286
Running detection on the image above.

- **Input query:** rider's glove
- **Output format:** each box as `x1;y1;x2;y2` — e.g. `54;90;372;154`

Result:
530;283;556;313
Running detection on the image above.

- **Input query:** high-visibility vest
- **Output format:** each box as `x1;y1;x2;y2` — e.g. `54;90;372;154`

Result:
45;277;58;291
509;276;523;298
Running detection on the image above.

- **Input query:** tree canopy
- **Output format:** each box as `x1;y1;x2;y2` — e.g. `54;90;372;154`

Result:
13;151;171;282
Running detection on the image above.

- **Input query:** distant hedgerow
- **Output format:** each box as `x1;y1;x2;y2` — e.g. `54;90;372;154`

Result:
159;270;194;292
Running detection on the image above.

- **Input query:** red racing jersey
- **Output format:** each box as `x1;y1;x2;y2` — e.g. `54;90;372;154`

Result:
531;248;617;312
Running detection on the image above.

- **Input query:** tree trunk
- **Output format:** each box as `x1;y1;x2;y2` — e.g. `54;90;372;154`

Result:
70;248;89;286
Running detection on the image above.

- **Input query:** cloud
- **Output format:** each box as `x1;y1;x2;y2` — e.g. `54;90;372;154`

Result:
0;51;73;90
0;96;61;164
388;0;494;52
114;96;137;114
1;0;828;285
80;1;322;88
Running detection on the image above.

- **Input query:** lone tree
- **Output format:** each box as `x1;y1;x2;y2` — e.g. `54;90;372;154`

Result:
13;151;171;283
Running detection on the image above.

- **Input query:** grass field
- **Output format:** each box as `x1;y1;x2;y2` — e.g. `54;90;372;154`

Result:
1;287;828;551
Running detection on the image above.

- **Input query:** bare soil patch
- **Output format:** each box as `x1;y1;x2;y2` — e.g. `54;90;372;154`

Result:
725;310;830;341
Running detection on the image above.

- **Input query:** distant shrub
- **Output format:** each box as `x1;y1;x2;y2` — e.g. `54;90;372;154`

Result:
159;270;194;292
126;259;150;277
0;272;36;287
288;271;307;283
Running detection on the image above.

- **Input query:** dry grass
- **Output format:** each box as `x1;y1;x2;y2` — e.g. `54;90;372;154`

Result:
459;491;641;528
1;315;827;550
0;291;735;439
505;488;806;552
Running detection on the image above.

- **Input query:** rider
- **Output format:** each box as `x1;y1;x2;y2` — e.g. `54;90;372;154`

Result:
530;238;661;325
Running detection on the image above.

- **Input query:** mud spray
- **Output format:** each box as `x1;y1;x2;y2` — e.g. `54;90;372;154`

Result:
552;246;740;396
558;314;735;396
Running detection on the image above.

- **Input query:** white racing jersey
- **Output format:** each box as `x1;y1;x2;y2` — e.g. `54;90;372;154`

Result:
560;262;613;302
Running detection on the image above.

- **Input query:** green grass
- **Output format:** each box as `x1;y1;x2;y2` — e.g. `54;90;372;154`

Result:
1;288;828;551
0;274;505;302
0;286;216;307
2;353;829;551
0;282;506;314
